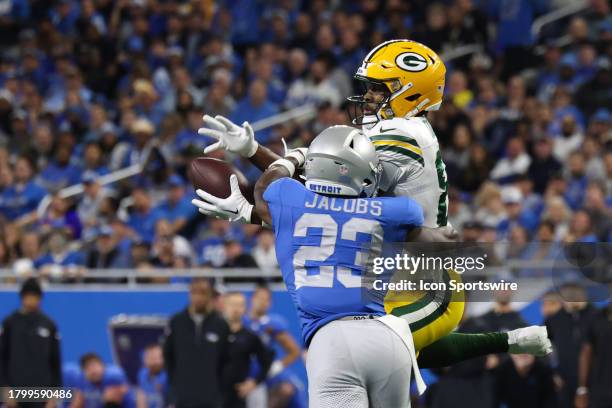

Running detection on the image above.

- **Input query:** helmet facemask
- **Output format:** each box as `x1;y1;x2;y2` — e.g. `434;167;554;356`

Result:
361;161;383;198
347;77;395;128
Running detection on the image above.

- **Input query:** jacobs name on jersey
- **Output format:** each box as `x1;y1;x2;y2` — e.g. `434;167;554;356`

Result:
304;193;383;216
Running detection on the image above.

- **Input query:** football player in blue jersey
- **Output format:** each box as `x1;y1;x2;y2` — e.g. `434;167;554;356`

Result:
251;125;452;407
193;125;553;406
244;285;305;408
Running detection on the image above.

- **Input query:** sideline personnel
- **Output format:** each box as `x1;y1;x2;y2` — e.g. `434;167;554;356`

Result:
163;278;229;408
0;278;62;407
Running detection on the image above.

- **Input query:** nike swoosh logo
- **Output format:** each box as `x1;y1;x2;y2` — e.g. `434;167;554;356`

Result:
379;127;396;133
227;209;239;214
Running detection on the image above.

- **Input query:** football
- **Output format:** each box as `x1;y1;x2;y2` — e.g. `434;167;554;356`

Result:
188;157;254;202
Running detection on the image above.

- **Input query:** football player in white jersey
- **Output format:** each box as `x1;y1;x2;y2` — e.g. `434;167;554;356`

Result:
347;39;448;228
191;40;551;357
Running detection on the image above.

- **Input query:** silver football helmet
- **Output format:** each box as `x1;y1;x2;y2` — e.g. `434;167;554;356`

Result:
304;125;382;197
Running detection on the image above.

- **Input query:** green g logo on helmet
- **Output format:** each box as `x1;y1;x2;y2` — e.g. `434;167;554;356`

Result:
395;52;428;72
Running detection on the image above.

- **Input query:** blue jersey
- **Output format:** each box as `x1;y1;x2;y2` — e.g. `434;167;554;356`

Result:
137;368;167;408
0;181;47;220
75;365;128;408
245;314;288;346
244;314;290;381
263;178;423;344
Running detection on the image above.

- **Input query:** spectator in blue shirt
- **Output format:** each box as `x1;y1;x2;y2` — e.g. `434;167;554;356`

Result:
137;344;168;408
132;79;167;127
62;362;82;408
230;79;278;145
154;175;197;234
497;186;539;237
121;118;155;168
0;156;47;221
194;218;234;267
37;195;83;239
565;151;589;210
72;353;130;408
34;229;85;281
50;0;80;36
39;144;82;192
126;188;164;243
252;59;286;105
568;210;598;243
80;142;110;178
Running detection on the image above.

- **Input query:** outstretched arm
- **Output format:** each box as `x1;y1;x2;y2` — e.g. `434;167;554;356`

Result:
250;145;282;171
254;156;301;226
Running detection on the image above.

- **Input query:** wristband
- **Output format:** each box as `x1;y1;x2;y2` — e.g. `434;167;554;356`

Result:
270;158;296;177
285;148;307;167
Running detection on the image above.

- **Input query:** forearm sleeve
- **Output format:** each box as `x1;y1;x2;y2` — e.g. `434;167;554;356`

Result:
417;332;509;368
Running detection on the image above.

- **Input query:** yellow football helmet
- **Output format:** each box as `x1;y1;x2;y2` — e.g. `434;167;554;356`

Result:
347;39;446;125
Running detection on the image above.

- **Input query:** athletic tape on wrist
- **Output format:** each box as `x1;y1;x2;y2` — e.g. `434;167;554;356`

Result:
270;158;296;176
285;149;306;167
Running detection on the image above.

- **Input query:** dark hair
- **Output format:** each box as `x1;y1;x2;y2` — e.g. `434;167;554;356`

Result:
190;277;213;288
16;154;37;174
538;220;555;233
143;343;162;352
254;283;271;294
20;277;42;298
80;352;103;368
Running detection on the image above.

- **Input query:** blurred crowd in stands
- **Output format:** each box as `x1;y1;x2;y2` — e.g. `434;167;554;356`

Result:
0;0;610;281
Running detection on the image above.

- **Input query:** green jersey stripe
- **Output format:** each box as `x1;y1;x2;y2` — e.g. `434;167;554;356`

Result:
408;270;453;332
390;291;435;317
375;145;425;166
369;134;421;148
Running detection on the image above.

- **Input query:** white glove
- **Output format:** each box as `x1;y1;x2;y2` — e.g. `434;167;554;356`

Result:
191;174;253;223
267;360;285;378
198;115;259;157
507;326;553;357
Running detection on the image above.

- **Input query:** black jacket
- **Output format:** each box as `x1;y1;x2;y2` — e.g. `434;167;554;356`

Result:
0;309;62;387
163;308;229;408
222;327;273;408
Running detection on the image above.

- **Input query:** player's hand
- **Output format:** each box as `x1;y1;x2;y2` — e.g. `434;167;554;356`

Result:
198;115;259;158
235;378;257;398
507;325;553;357
191;174;253;223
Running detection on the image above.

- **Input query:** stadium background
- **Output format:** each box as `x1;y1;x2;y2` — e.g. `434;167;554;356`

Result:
0;0;610;407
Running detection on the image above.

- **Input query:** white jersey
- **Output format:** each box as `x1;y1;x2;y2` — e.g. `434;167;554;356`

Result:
363;117;448;228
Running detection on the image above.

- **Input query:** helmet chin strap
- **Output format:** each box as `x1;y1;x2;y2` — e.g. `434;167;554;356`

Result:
404;98;431;118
